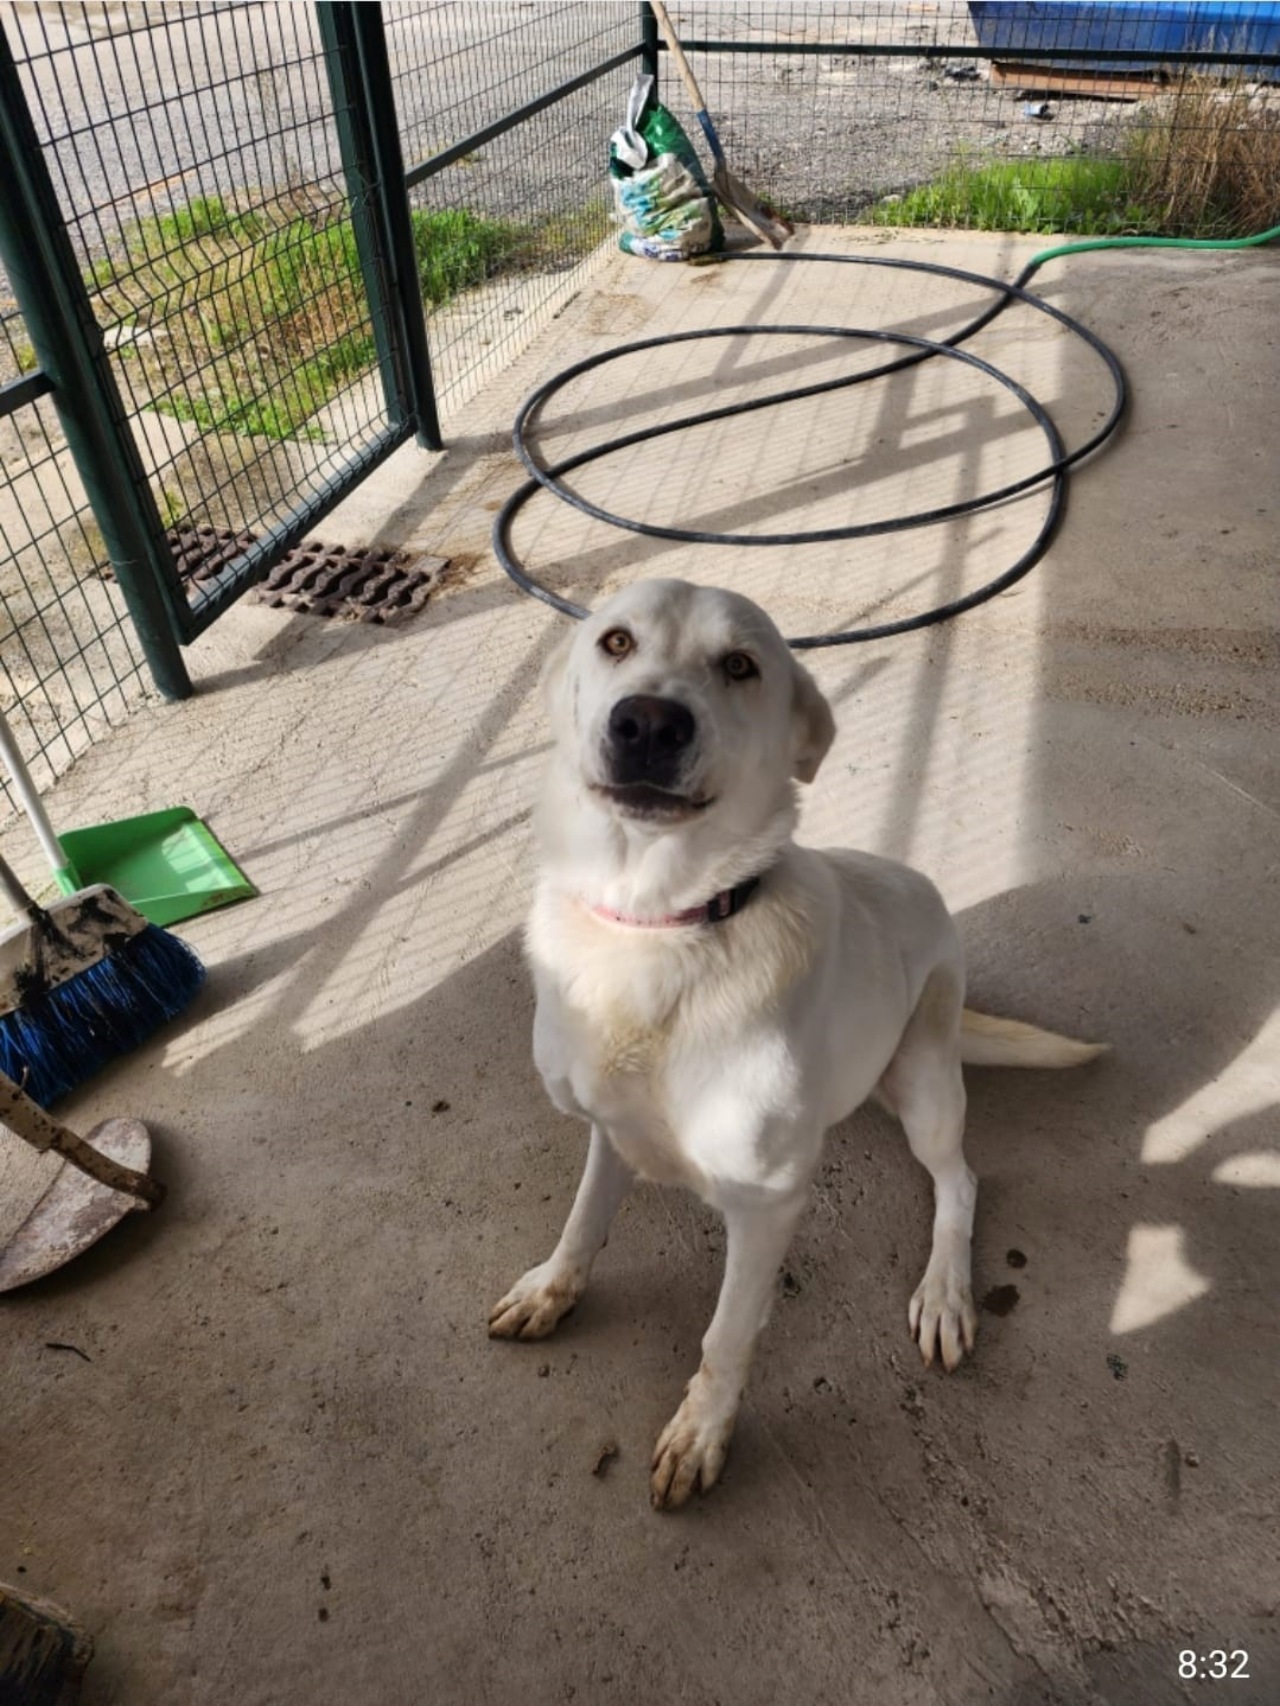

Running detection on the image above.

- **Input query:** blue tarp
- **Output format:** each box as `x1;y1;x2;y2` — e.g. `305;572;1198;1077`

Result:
968;3;1280;80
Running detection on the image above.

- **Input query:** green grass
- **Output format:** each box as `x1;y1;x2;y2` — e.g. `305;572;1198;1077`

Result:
873;79;1280;240
871;153;1160;236
88;193;572;442
411;206;525;306
153;193;264;247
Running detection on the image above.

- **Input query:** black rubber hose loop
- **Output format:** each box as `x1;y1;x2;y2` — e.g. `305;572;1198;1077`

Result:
493;249;1127;647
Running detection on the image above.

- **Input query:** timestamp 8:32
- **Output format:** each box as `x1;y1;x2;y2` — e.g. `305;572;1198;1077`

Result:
1178;1650;1249;1682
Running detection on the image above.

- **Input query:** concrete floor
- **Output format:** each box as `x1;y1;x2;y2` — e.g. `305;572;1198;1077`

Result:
1;230;1277;1706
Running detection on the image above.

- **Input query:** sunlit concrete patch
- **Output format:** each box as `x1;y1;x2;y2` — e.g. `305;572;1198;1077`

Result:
1110;1224;1211;1335
1211;1151;1280;1188
290;844;534;1054
162;964;298;1076
1141;1007;1280;1164
796;535;1052;914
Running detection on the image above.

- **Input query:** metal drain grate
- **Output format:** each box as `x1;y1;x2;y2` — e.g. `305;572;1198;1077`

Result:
151;528;447;622
167;525;257;584
251;542;449;624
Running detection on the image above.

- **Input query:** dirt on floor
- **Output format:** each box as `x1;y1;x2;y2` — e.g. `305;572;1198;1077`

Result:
0;230;1277;1706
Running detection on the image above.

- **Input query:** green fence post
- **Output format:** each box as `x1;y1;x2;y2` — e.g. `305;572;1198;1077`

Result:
0;23;192;700
316;1;443;451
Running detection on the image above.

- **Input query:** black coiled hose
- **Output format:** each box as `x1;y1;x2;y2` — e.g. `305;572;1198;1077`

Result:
493;248;1127;647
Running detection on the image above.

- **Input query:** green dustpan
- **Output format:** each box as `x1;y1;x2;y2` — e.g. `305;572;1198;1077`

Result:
53;807;256;927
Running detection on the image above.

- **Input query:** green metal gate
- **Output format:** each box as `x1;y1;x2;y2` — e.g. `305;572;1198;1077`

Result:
0;2;441;705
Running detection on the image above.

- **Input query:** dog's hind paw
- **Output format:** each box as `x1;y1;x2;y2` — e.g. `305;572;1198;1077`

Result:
909;1269;977;1372
488;1261;583;1341
650;1383;735;1511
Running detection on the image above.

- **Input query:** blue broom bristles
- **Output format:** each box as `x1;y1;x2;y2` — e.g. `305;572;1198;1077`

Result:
0;923;205;1109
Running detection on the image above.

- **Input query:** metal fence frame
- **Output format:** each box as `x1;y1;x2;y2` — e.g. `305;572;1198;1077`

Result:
0;4;435;701
0;24;190;701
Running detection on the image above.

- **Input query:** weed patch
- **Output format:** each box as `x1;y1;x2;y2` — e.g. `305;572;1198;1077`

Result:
872;78;1280;238
872;152;1158;235
88;192;577;442
1125;79;1280;236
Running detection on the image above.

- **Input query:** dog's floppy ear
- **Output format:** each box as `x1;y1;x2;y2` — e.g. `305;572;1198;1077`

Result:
790;660;836;784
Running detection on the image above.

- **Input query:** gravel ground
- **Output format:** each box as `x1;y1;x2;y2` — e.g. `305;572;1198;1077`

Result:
3;3;1139;252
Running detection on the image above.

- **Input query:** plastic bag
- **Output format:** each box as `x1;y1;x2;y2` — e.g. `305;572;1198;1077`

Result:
608;75;723;262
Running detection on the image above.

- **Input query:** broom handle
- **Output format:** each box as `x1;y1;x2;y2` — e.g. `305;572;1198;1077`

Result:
0;1072;163;1207
0;709;72;880
649;2;724;163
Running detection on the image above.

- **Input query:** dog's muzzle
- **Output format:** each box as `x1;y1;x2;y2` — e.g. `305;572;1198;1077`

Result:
605;694;695;788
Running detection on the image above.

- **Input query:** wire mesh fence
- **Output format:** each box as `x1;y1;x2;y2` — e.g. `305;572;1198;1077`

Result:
7;2;396;565
385;2;641;413
0;0;412;812
662;3;1280;234
0;298;149;800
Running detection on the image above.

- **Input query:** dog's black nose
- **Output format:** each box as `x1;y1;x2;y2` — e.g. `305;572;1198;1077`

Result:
606;695;695;785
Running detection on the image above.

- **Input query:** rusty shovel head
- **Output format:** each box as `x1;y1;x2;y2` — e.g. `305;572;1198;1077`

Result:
0;1117;151;1292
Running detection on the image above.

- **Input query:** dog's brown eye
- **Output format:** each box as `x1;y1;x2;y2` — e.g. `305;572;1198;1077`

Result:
723;651;758;682
600;628;634;660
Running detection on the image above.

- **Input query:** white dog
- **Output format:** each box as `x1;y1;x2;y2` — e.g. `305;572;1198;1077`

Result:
490;579;1103;1509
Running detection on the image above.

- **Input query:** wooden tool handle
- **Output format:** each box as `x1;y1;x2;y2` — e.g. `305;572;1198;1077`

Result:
649;1;709;115
0;1072;163;1207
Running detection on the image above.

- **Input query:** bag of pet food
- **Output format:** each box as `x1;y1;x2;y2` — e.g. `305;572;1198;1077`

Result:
609;75;723;261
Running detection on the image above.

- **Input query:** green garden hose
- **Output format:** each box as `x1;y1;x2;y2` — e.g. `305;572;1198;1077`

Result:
1026;222;1280;272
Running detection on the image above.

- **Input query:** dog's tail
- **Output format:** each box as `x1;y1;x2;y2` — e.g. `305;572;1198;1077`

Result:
960;1009;1108;1069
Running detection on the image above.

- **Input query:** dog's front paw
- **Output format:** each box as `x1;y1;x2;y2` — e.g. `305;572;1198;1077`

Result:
488;1261;584;1341
650;1376;736;1510
909;1266;977;1372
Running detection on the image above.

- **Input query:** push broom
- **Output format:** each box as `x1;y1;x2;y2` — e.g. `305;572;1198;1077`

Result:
0;842;205;1108
649;0;792;249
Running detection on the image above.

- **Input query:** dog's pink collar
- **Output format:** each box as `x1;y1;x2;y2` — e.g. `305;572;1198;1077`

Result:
588;876;761;929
